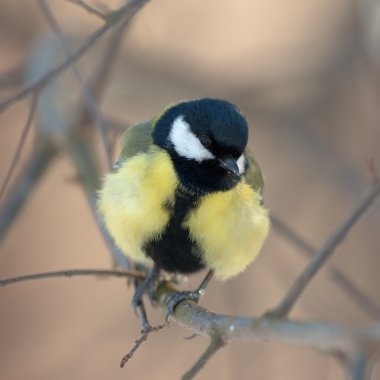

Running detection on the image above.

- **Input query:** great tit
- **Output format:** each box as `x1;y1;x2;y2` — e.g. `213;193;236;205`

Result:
98;98;269;316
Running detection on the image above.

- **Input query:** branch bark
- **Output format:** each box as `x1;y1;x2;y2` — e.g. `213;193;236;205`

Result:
156;283;380;358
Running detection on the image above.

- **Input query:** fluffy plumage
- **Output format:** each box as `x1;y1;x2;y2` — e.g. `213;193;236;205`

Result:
98;98;269;280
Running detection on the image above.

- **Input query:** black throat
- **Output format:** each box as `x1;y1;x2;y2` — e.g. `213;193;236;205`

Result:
170;152;241;195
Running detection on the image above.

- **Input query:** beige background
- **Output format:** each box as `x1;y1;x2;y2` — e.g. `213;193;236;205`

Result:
1;1;380;379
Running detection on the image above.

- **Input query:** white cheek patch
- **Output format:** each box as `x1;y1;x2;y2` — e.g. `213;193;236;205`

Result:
169;115;215;162
237;154;246;174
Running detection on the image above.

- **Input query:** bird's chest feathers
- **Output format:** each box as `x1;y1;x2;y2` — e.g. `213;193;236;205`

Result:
99;148;177;262
185;183;269;279
99;148;269;278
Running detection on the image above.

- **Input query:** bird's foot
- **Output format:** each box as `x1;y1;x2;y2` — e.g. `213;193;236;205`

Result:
131;266;160;314
165;289;205;320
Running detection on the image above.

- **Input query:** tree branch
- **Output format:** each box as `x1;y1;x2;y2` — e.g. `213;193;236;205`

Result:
348;350;371;380
155;283;380;358
0;268;143;287
0;92;39;201
64;0;109;21
0;144;57;242
270;182;380;318
2;268;379;359
182;330;226;380
0;0;150;113
37;0;113;169
272;215;380;320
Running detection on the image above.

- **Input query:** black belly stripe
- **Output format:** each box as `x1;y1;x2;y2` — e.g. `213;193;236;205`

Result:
143;189;205;274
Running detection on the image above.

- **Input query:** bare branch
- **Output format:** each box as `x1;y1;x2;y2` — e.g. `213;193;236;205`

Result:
366;156;378;186
270;182;380;318
120;322;168;368
330;271;380;321
65;136;132;269
0;92;39;201
37;0;113;168
349;350;371;380
0;268;143;287
0;144;57;242
64;0;108;20
2;268;380;360
0;63;24;89
0;0;150;113
87;17;131;108
155;283;380;357
272;216;380;319
182;331;226;380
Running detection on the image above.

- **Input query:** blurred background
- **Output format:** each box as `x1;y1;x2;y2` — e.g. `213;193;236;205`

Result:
1;0;380;379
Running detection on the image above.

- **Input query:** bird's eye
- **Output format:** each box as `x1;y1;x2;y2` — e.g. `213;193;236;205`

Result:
199;134;211;147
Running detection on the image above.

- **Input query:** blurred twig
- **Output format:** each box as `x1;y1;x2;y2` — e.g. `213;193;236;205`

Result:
0;64;24;89
67;136;132;270
0;0;148;271
272;216;380;320
270;182;380;318
0;143;57;242
87;18;132;111
349;350;371;380
0;0;150;113
37;0;113;169
0;268;143;287
64;0;108;20
0;93;39;202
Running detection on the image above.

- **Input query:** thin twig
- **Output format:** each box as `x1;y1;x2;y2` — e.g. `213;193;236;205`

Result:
182;331;226;380
272;216;380;319
0;144;57;242
349;350;370;380
0;0;150;113
366;156;378;185
64;0;108;20
0;63;24;89
120;323;167;368
270;182;380;318
0;92;39;201
330;271;380;320
87;17;131;109
67;137;132;270
0;268;143;287
120;330;149;367
37;0;113;168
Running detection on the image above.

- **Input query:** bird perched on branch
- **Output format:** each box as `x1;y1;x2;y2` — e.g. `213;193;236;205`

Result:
98;98;269;321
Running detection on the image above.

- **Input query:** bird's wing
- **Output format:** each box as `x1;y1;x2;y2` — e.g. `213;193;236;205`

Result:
119;120;154;160
244;149;264;199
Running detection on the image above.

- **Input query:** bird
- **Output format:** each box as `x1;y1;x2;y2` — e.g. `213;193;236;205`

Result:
98;98;270;323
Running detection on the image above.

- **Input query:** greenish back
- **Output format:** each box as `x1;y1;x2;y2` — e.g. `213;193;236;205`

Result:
244;149;264;198
119;120;154;160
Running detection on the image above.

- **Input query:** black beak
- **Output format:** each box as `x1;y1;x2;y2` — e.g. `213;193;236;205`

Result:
218;156;240;176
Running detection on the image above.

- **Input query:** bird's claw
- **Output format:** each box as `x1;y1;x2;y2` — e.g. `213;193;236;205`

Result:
165;290;203;321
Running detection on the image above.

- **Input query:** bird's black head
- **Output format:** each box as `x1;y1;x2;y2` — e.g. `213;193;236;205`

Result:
152;98;249;194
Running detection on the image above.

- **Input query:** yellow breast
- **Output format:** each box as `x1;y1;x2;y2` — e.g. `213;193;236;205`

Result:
185;181;270;279
99;148;269;279
97;147;177;263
